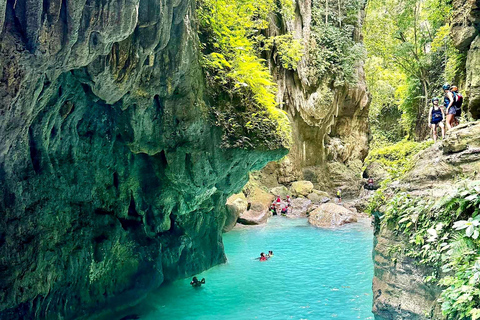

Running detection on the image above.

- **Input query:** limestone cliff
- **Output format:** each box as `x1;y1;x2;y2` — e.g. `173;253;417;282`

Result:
372;122;480;319
258;0;370;197
0;1;286;319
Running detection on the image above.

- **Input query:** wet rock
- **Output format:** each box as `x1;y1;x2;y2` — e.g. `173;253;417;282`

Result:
308;203;357;228
288;198;312;218
290;180;314;197
238;187;275;225
237;206;272;225
224;194;248;232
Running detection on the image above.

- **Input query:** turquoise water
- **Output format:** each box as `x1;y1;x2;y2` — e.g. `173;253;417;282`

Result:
132;217;374;320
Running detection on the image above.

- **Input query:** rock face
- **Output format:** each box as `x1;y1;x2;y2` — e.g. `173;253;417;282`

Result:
372;122;480;319
451;0;480;118
238;186;275;226
373;229;444;320
224;194;248;232
255;0;370;198
0;1;286;319
289;198;313;218
308;203;357;228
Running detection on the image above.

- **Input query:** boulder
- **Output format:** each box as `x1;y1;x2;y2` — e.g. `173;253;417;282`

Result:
308;203;358;228
307;190;330;203
238;203;272;225
288;198;313;218
291;180;314;197
270;185;290;198
364;161;389;184
223;193;248;232
238;186;274;225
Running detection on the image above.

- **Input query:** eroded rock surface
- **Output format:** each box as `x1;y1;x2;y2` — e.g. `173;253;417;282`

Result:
373;229;444;320
372;122;480;319
254;0;370;198
0;1;286;319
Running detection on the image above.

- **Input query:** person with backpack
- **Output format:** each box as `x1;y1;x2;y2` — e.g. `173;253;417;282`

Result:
443;84;456;130
428;97;445;142
451;85;463;125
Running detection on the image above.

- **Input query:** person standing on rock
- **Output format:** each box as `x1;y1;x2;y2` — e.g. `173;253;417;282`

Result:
336;189;342;204
428;97;445;142
443;84;456;130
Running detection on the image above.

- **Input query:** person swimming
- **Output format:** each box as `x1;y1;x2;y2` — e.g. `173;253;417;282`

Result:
190;276;206;287
267;250;274;258
259;252;268;261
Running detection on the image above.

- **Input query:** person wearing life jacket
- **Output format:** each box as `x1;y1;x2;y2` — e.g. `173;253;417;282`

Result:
259;252;268;261
451;85;463;125
428;97;445;142
366;177;374;190
443;84;456;130
286;195;291;204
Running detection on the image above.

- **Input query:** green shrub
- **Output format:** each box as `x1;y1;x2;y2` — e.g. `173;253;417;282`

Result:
376;184;480;319
365;139;433;180
308;0;366;86
198;0;292;149
266;34;305;70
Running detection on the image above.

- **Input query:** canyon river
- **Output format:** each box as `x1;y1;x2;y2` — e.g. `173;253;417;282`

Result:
120;217;375;320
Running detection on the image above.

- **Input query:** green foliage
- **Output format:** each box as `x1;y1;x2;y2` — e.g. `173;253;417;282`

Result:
365;139;433;179
364;0;455;141
198;0;292;149
308;0;366;86
278;0;296;20
374;184;480;319
267;34;304;70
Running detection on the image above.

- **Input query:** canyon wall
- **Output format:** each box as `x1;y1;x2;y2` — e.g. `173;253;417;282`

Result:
0;0;286;319
257;0;370;197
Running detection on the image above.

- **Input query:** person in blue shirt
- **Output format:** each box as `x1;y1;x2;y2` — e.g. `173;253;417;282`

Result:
428;97;445;142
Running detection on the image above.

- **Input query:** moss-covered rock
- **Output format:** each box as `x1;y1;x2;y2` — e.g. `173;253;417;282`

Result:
290;180;314;197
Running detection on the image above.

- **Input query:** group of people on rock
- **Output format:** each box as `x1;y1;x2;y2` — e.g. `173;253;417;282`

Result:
429;84;464;142
269;195;291;216
258;251;274;261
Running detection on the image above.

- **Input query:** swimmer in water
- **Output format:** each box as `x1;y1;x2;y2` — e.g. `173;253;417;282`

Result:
259;252;268;261
190;276;206;287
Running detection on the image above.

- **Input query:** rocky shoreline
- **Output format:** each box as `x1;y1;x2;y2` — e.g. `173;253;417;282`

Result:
225;179;369;230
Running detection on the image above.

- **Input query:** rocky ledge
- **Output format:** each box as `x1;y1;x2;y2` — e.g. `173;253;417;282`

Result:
372;122;480;319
